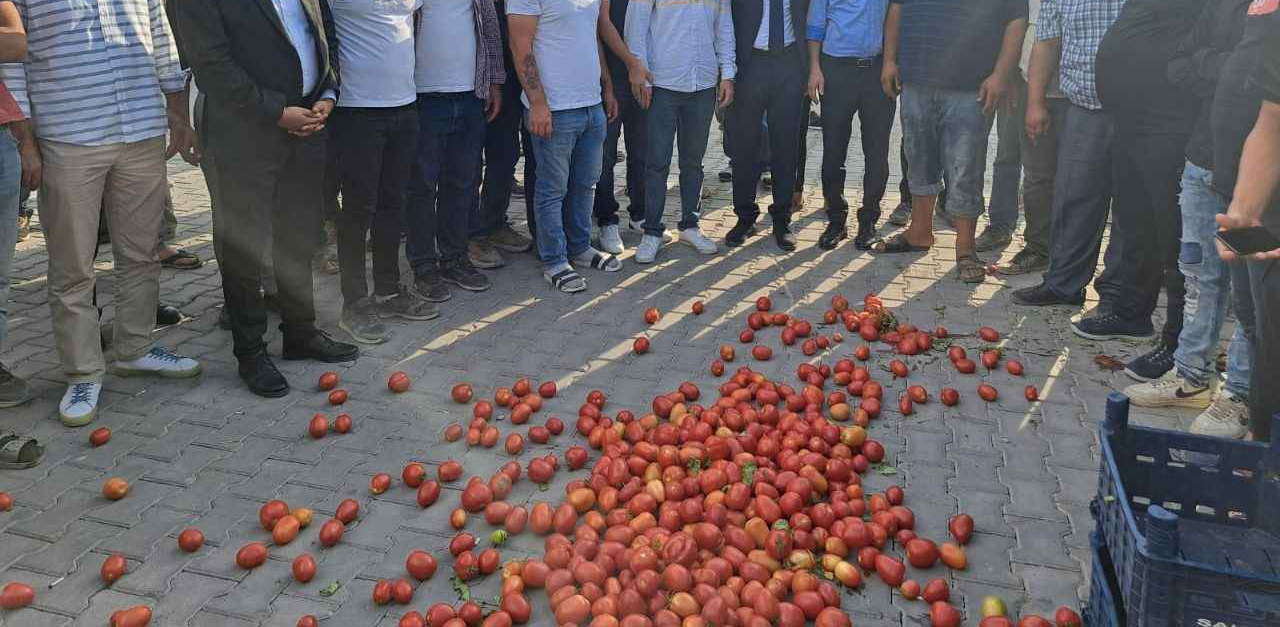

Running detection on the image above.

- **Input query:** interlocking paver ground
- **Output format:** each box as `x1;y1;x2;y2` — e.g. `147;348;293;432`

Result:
1;121;1200;625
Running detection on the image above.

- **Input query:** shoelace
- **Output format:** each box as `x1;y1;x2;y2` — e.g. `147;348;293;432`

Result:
1145;344;1175;364
69;382;96;405
1206;396;1246;424
147;348;184;364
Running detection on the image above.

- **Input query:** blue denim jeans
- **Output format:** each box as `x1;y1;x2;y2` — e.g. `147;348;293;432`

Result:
1174;162;1252;397
899;83;991;219
407;92;485;275
0;127;18;350
642;87;716;236
528;105;606;268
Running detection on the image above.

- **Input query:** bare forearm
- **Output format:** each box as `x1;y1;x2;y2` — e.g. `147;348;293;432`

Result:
599;40;613;94
508;18;548;108
598;2;635;68
992;19;1027;78
883;4;901;63
808;41;821;71
1027;39;1059;104
1231;101;1280;223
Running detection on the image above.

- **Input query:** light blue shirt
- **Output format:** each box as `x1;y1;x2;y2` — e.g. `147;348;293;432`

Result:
625;0;736;92
271;0;335;100
755;0;796;50
806;0;889;58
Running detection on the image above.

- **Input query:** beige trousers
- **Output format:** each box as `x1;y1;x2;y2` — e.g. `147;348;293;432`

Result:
39;137;165;382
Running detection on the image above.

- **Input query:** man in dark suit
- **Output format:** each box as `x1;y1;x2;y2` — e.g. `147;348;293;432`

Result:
724;0;810;252
175;0;359;398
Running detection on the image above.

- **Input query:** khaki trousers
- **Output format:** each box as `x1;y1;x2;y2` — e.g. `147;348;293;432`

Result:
39;137;165;382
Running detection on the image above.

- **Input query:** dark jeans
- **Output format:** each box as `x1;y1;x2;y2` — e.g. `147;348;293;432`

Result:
643;87;717;236
596;87;647;227
473;77;524;238
1246;258;1278;441
726;47;806;225
333;105;418;304
521;120;540;236
1111;129;1187;343
206;127;323;358
987;72;1027;233
407;92;485;276
1020;98;1067;256
818;54;895;222
1043;104;1122;305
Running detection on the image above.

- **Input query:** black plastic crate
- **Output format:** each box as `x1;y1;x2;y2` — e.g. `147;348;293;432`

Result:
1092;393;1280;626
1085;530;1125;627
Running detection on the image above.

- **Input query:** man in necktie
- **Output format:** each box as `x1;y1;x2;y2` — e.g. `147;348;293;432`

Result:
724;0;811;252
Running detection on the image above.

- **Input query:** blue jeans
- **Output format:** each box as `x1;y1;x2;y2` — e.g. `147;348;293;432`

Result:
407;92;485;275
642;87;716;236
528;105;606;268
1174;162;1252;397
0;127;18;350
899;83;990;220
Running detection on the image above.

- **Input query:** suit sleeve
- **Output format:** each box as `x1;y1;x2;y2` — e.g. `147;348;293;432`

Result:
173;0;289;125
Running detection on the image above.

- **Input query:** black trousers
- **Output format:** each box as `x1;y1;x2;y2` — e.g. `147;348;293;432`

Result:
818;54;895;222
474;76;525;239
1247;258;1279;441
726;47;806;225
1110;129;1187;343
205;124;323;358
333;105;418;305
594;87;647;226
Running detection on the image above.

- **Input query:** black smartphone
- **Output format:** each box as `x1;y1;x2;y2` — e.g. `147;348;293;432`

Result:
1216;226;1280;255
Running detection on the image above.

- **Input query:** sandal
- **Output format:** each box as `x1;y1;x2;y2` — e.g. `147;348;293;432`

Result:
870;234;931;254
576;251;621;272
0;430;45;469
956;254;988;283
545;268;587;293
160;248;203;270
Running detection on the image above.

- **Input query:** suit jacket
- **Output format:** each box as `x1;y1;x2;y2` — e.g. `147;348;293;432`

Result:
730;0;811;71
174;0;339;132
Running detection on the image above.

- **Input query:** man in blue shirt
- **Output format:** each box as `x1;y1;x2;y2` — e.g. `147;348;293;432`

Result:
806;0;894;250
875;0;1027;283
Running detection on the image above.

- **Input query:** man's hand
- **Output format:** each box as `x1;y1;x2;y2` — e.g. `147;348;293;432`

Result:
279;106;324;136
881;61;901;99
603;89;619;122
629;59;654;109
486;86;503;122
311;98;335;119
1025;99;1050;143
1216;212;1280;260
15;127;41;190
165;96;198;163
978;72;1009;115
808;68;824;103
717;79;734;109
527;101;553;138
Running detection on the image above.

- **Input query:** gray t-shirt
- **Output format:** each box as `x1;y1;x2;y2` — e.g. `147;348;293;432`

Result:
507;0;603;111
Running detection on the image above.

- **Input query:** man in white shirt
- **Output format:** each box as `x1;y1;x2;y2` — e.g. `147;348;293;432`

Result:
508;0;621;293
626;0;735;263
329;0;438;346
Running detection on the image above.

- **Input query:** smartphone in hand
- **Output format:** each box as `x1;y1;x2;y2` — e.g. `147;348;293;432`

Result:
1217;226;1280;256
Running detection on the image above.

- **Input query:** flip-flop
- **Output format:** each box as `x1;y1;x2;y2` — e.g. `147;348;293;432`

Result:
0;430;45;469
545;268;587;293
576;251;621;272
160;248;203;269
956;254;988;283
871;234;931;254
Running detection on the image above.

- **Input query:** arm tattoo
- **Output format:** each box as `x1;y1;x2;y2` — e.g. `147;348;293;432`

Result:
523;56;542;91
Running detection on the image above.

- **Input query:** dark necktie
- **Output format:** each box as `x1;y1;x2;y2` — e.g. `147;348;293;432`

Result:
769;0;784;51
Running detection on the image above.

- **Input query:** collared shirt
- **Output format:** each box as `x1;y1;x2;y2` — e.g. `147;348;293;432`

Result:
331;0;421;107
806;0;889;58
755;0;796;49
1037;0;1125;110
272;0;323;96
625;0;736;92
0;0;186;146
416;0;505;100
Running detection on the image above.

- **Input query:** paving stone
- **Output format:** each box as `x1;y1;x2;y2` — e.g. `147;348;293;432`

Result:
0;533;49;571
1049;464;1101;507
66;588;157;627
7;489;111;542
1008;515;1078;571
1002;475;1068;523
16;520;125;577
0;606;72;627
200;555;293;621
1014;562;1087;618
83;480;180;528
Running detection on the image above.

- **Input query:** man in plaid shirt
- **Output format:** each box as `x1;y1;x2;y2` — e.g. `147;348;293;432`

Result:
1012;0;1126;309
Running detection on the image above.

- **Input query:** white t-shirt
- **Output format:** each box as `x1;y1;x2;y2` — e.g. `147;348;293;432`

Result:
507;0;603;111
416;0;478;93
331;0;421;107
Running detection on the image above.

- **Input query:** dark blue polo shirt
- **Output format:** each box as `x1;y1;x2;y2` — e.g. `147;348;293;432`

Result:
891;0;1029;92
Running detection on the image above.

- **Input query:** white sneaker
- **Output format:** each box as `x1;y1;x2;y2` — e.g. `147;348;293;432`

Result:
108;347;203;379
1189;392;1250;439
60;381;102;427
599;224;625;254
635;234;662;264
1123;375;1212;409
628;218;644;232
680;228;718;255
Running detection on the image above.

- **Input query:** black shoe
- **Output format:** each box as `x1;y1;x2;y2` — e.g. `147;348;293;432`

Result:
726;219;756;247
718;170;732;182
441;259;491;292
818;222;847;251
1011;283;1085;307
413;270;452;302
156;304;182;326
239;352;289;398
1124;343;1176;382
854;209;880;250
773;222;796;252
282;330;360;363
1071;313;1154;341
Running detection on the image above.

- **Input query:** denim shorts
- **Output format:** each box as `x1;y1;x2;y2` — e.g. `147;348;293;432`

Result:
899;83;991;219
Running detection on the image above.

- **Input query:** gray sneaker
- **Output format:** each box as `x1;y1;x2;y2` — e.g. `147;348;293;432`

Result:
375;287;439;321
888;202;911;226
468;238;505;269
339;298;389;344
997;248;1051;276
974;226;1014;252
413;270;452;302
0;363;33;408
488;225;533;253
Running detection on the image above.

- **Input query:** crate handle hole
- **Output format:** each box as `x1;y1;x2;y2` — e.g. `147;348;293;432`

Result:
1194;504;1215;516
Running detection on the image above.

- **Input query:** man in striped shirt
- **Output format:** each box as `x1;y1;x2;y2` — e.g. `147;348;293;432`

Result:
0;0;203;427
